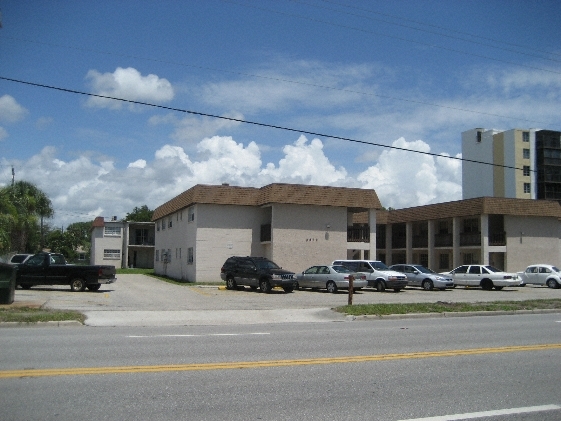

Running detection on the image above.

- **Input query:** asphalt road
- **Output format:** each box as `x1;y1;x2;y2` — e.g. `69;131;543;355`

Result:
1;314;560;421
9;274;561;326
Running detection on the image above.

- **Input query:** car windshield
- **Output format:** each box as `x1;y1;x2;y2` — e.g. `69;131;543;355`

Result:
332;265;353;273
370;261;389;270
552;266;560;273
413;265;434;274
255;259;280;270
484;266;503;273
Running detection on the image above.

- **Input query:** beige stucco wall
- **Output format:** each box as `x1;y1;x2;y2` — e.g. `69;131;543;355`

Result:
90;223;124;267
504;215;561;271
268;203;348;273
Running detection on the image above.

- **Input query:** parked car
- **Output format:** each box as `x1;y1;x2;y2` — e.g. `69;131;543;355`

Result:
296;265;368;293
444;265;520;290
14;252;116;291
518;264;561;289
9;254;33;264
220;256;296;293
389;264;454;291
332;260;408;292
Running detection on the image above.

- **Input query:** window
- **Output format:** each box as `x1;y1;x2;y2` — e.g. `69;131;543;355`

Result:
188;206;195;222
464;254;478;265
523;148;530;159
168;218;172;228
104;249;120;259
162;220;166;230
167;249;171;262
524;183;531;193
439;253;449;270
188;247;194;264
155;250;159;262
522;131;529;142
104;226;121;236
523;166;530;176
463;218;478;233
157;221;160;231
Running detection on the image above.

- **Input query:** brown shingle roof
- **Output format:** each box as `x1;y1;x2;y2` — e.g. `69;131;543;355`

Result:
386;197;561;223
152;183;382;220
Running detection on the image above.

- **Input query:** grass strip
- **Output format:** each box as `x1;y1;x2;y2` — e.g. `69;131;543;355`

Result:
0;307;85;324
336;299;561;316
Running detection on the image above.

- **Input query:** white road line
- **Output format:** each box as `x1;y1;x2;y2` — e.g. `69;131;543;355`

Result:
396;404;561;421
128;332;270;338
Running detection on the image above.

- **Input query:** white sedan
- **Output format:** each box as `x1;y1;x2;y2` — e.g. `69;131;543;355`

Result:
445;265;520;290
518;264;561;289
296;265;367;293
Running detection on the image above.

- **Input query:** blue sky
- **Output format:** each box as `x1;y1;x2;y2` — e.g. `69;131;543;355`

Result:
1;0;561;228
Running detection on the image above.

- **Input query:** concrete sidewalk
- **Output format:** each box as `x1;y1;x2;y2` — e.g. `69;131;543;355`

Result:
83;308;350;326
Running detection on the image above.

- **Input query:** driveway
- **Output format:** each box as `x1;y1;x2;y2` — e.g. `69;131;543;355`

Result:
12;274;561;326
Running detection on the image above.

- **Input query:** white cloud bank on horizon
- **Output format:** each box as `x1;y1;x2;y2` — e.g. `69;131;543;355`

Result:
85;67;174;110
1;136;461;228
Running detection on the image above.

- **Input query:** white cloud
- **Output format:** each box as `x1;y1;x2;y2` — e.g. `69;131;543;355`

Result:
149;112;244;145
0;95;28;123
357;137;461;209
1;135;461;229
0;127;7;141
85;67;174;109
128;159;146;169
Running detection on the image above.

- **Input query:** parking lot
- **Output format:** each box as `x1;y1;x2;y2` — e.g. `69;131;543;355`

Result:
13;274;561;313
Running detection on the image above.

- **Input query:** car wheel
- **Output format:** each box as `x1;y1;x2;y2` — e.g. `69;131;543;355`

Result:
547;279;560;289
87;283;101;291
376;281;386;292
422;279;434;291
226;276;237;290
260;279;272;293
283;286;294;293
481;279;493;291
494;286;503;290
326;281;337;294
20;284;32;290
70;278;86;292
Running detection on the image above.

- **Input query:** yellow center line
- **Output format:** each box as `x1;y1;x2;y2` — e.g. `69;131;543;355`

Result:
1;343;560;379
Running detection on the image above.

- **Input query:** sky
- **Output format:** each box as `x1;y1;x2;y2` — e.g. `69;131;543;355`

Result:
1;0;560;229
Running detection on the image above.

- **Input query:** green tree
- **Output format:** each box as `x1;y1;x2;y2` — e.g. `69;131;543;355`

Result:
125;205;154;222
44;221;92;262
0;181;53;253
0;188;18;253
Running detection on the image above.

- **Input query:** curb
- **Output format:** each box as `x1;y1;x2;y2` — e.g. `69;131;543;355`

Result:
351;308;561;321
0;320;83;328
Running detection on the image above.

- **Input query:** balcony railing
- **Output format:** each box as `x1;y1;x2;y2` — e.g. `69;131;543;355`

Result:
412;235;428;248
489;231;506;246
460;232;481;246
348;226;370;242
434;233;453;247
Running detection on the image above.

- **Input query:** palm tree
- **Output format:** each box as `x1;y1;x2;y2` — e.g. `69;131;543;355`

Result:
0;188;17;253
4;181;54;252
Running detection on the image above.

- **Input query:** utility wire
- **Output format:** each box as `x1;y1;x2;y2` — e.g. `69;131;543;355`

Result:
0;36;557;127
0;75;534;173
315;0;561;60
226;0;561;75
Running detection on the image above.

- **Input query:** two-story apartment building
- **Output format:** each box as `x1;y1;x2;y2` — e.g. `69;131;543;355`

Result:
151;183;381;282
90;217;155;269
375;197;561;273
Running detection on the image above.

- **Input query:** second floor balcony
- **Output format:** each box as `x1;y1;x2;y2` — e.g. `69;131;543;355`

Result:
348;226;370;243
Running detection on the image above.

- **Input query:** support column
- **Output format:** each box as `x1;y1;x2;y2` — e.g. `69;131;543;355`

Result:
453;217;461;268
480;214;489;265
406;221;413;263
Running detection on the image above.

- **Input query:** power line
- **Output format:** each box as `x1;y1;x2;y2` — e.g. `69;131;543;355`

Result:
0;35;557;127
225;0;561;76
315;0;561;60
0;75;535;173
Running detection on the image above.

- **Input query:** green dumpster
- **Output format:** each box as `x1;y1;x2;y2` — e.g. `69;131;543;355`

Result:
0;263;16;305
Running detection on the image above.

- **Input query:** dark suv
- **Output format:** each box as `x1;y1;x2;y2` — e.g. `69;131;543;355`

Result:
220;256;296;293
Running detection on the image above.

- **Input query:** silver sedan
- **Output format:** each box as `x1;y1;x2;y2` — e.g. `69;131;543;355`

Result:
296;265;367;293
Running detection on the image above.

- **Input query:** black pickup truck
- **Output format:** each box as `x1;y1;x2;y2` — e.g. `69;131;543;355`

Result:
15;252;117;292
